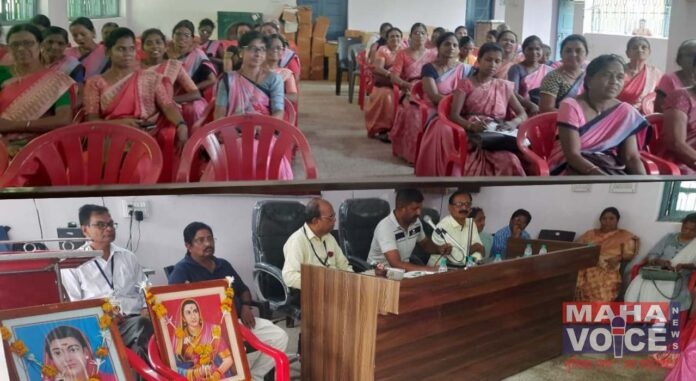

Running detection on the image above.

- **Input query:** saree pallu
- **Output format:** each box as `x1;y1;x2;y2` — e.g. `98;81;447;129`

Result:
280;50;301;79
0;69;75;156
181;48;217;102
656;71;686;98
389;48;437;83
519;64;552;99
365;46;399;136
494;60;515;80
203;40;223;58
574;229;638;301
548;100;649;174
218;72;293;180
415;77;525;176
391;64;469;164
149;59;208;129
662;88;696;174
49;56;82;79
618;65;663;111
66;44;108;79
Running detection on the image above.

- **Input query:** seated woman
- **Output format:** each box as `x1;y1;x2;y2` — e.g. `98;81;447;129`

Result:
539;34;588;113
0;24;74;157
547;54;647;175
426;27;445;50
415;43;527;176
389;22;437;163
214;31;284;120
101;22;119;42
575;207;639;302
469;207;493;259
66;17;108;79
264;34;298;104
662;56;696;174
458;36;476;66
617;36;663;112
198;18;224;72
625;213;696;314
656;39;696;113
83;28;188;149
140;28;204;130
41;26;85;84
495;30;518;80
368;22;393;63
507;35;552;116
260;22;300;83
168;20;218;104
365;27;404;140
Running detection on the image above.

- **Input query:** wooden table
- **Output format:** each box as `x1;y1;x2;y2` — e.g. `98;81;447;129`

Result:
301;239;599;380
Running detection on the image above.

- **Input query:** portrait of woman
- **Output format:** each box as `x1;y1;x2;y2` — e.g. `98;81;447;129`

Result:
42;325;116;381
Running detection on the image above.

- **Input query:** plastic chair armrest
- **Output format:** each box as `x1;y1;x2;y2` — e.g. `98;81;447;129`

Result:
639;151;681;175
146;338;186;380
126;348;169;381
239;325;291;381
639;154;660;175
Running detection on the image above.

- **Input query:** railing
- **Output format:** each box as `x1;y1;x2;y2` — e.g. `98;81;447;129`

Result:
0;0;37;23
583;0;672;37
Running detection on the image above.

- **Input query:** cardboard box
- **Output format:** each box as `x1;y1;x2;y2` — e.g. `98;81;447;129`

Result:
297;23;312;41
311;37;326;57
283;32;296;44
344;29;363;39
310;68;324;80
297;6;312;25
327;56;337;81
324;41;337;57
313;16;330;39
281;8;297;23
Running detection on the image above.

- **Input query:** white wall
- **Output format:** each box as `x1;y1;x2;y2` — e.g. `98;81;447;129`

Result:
347;0;467;33
504;0;554;47
584;33;669;72
666;0;696;73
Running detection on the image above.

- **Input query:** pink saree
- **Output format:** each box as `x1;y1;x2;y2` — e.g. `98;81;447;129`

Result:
618;64;663;110
364;46;399;137
180;48;217;102
65;44;108;79
662;88;696;174
147;59;208;129
415;78;526;176
519;64;552;98
495;60;515;80
657;72;687;98
547;98;649;174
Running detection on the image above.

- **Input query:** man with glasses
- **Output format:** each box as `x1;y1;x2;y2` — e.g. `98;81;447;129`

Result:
428;190;485;266
282;198;353;290
168;222;289;381
61;204;153;362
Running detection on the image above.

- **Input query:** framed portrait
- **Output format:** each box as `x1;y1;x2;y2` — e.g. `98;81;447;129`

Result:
0;299;133;381
147;279;250;381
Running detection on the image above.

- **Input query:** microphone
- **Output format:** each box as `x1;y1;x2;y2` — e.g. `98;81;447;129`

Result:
422;216;470;262
611;316;626;358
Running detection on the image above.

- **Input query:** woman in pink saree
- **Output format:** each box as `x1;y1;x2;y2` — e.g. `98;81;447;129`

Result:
41;26;85;84
365;27;404;140
0;24;74;157
260;22;300;83
661;56;696;175
168;20;218;105
389;22;437;163
495;30;518;80
66;18;108;79
198;18;224;72
617;37;663;112
547;55;647;175
43;325;116;381
416;43;527;177
264;34;298;105
141;28;205;130
656;39;696;113
507;35;552;116
213;32;292;180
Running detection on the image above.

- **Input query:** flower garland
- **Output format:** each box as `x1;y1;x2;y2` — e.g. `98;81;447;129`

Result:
144;277;236;381
0;299;117;380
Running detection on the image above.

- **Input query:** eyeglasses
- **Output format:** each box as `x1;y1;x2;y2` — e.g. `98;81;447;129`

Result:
450;202;472;208
174;32;192;39
9;40;36;50
90;221;118;230
243;46;266;54
269;46;285;52
192;236;217;245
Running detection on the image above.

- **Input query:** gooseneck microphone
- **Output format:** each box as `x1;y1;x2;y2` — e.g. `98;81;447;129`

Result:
422;215;470;263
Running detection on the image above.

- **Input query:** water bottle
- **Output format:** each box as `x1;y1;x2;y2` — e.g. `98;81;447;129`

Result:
466;256;477;267
523;243;533;257
493;254;503;262
438;258;448;273
539;244;548;255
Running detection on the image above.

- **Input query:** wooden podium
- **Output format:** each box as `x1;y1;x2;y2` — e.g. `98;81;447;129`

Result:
301;239;599;381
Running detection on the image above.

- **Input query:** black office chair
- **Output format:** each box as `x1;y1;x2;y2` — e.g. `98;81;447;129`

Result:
335;36;362;96
338;198;391;272
348;43;366;104
251;200;305;327
538;229;576;242
410;208;441;266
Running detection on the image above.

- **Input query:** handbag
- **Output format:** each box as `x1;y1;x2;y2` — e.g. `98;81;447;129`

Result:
640;266;681;281
469;131;519;152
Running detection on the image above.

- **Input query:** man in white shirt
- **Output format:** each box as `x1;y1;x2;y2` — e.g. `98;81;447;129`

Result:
428;190;485;266
367;189;451;271
61;205;153;360
282;198;353;290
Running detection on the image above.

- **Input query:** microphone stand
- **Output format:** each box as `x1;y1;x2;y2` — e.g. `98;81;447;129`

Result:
425;217;473;269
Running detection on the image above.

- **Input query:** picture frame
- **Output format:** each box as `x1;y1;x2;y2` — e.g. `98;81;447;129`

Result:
0;299;133;381
147;279;251;381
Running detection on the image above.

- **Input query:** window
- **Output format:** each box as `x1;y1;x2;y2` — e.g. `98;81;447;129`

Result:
659;181;696;221
584;0;672;38
0;0;37;23
68;0;119;19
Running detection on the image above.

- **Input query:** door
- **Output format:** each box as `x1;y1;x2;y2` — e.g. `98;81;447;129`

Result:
556;0;575;60
466;0;494;37
297;0;348;40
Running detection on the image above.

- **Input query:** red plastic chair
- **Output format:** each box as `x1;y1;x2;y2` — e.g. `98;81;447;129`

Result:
357;50;371;110
284;97;298;127
147;326;290;381
641;92;656;115
192;97;217;131
516;112;558;176
0;140;8;176
436;95;470;176
126;348;170;381
176;114;317;182
640;113;681;175
0;122;163;187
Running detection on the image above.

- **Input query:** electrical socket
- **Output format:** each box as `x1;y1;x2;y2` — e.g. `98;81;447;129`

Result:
121;200;149;219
